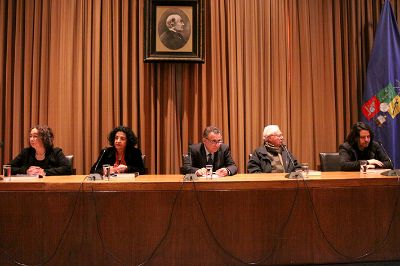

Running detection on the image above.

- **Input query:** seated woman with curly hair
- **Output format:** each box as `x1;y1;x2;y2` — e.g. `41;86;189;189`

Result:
90;126;145;175
10;125;72;176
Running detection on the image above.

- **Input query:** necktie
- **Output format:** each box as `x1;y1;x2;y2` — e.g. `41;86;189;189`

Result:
207;153;213;165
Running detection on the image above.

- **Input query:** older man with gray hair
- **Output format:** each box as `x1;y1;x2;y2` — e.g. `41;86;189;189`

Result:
247;125;301;173
159;13;187;50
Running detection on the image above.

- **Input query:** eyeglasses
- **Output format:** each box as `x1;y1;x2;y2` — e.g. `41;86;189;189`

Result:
206;138;223;145
270;134;284;138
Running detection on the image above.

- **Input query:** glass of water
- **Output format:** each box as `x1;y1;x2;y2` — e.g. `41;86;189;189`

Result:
360;160;367;174
301;163;309;178
205;165;213;179
102;164;111;180
2;165;11;181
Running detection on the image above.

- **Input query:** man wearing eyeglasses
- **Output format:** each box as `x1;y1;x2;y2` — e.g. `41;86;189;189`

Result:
247;125;301;173
183;126;237;177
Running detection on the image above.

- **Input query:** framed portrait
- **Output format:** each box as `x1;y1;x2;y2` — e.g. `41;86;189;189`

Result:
144;0;205;63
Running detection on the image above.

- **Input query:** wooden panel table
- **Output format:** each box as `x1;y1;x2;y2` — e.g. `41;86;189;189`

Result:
0;172;399;265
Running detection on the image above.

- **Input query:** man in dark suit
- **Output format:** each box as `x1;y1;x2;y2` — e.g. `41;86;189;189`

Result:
183;126;237;177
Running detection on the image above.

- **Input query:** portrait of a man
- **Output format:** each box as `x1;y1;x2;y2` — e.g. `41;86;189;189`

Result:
160;14;187;50
157;8;191;51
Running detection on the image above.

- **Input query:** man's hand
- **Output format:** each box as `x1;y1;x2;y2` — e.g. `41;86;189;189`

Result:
195;168;207;176
367;159;383;167
215;168;229;177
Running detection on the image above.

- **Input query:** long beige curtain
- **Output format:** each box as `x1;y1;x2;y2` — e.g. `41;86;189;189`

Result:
0;0;398;174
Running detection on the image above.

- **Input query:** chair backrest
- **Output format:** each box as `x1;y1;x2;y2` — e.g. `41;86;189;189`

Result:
319;152;340;172
181;154;189;174
65;155;76;174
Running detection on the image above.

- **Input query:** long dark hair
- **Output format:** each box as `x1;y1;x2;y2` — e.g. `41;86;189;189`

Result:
345;122;374;148
108;126;138;148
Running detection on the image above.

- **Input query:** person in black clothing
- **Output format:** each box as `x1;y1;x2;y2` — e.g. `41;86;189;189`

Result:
90;126;145;175
339;122;393;171
247;125;301;173
182;126;237;177
10;125;72;176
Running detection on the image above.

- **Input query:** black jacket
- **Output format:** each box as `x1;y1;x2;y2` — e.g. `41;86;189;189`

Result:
339;141;393;171
10;147;72;176
90;146;145;174
247;145;301;173
182;143;237;175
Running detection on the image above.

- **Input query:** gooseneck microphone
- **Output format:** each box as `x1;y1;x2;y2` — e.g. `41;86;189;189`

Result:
282;144;295;172
377;141;394;170
89;148;107;181
93;148;107;173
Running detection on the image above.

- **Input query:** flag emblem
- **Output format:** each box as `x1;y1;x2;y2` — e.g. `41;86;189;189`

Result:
388;95;400;118
377;83;397;103
362;96;380;120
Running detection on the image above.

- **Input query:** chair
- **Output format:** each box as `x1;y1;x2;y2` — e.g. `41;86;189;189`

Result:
181;154;189;174
319;152;341;172
65;155;76;174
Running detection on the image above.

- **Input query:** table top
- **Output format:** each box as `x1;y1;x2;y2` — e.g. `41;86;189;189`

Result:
1;170;399;191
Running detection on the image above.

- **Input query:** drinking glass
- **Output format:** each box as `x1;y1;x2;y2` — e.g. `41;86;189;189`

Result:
205;165;213;179
2;165;11;181
360;161;368;174
301;163;309;178
102;164;111;180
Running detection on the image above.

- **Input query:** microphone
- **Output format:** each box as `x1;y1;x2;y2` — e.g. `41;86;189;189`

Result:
377;141;394;170
94;148;107;171
89;148;107;180
282;144;303;179
376;141;399;177
282;144;295;172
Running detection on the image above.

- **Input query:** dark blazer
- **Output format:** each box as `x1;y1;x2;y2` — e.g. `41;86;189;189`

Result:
247;145;301;173
182;143;237;175
339;141;393;171
160;30;186;50
90;146;145;174
10;147;72;176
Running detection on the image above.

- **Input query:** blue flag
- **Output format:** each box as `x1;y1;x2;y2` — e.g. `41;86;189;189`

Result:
362;0;400;168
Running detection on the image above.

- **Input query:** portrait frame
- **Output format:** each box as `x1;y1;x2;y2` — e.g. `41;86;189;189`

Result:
144;0;205;63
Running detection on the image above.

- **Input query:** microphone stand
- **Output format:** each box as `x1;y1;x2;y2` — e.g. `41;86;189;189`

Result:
282;144;301;179
377;141;399;177
377;141;394;169
90;148;107;180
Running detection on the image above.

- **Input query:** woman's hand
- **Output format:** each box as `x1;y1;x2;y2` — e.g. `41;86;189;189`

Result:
27;166;45;176
112;164;128;173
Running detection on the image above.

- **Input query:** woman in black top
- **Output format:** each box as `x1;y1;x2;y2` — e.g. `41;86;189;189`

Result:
90;126;145;175
10;125;72;176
